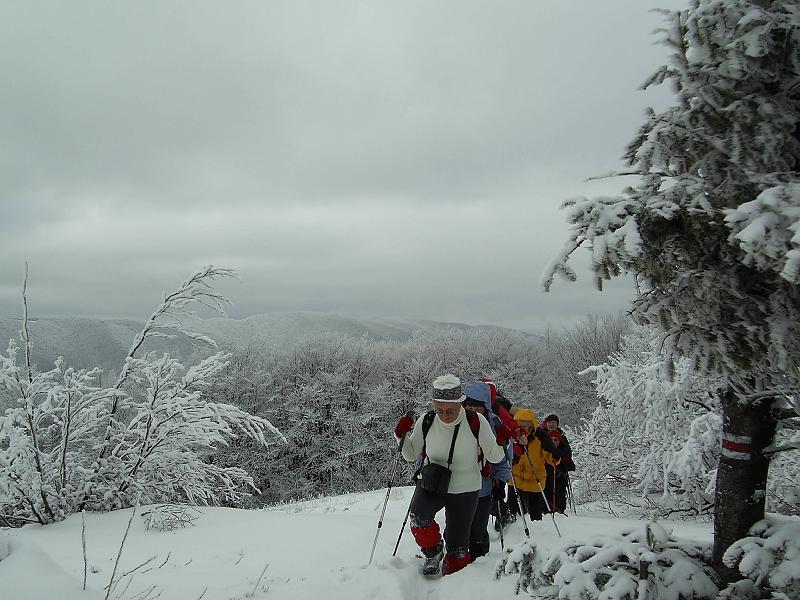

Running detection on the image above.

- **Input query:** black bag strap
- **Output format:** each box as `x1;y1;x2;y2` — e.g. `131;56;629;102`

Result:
446;423;460;467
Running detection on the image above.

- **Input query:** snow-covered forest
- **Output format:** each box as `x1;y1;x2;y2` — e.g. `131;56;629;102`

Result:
204;312;628;504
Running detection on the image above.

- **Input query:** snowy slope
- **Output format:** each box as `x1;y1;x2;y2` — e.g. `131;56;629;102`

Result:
0;487;713;600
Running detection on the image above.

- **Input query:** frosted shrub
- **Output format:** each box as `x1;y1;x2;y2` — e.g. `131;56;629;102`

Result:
142;504;200;532
499;523;718;600
496;541;537;595
572;326;721;516
767;428;800;515
721;516;800;600
0;266;284;524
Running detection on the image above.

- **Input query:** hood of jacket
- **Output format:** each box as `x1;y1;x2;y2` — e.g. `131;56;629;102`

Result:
463;380;492;413
512;408;539;431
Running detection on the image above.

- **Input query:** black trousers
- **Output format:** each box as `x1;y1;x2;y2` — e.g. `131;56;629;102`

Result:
410;485;479;554
544;466;568;513
468;495;493;558
507;486;544;521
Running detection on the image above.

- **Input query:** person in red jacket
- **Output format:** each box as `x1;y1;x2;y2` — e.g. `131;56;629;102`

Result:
479;378;528;445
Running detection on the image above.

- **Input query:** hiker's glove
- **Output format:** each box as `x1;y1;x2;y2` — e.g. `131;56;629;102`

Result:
394;415;414;438
495;424;512;446
513;428;528;445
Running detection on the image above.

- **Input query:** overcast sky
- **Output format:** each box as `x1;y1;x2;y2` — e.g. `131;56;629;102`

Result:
1;1;686;334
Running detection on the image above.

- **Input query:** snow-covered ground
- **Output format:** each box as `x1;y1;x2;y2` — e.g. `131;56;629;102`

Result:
0;487;713;600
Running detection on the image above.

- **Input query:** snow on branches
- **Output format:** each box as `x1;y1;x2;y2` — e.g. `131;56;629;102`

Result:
541;4;800;573
0;266;284;525
721;515;800;600
573;325;798;518
542;0;800;384
499;522;718;600
574;326;722;515
725;184;800;285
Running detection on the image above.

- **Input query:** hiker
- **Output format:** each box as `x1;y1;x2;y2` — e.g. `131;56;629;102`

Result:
393;374;508;576
479;377;528;445
542;414;575;514
506;408;562;522
462;381;512;561
478;380;517;531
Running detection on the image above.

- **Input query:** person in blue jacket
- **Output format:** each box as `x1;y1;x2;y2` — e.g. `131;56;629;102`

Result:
462;380;512;561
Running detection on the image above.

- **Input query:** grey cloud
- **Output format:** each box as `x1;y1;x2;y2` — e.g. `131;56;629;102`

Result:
1;0;685;332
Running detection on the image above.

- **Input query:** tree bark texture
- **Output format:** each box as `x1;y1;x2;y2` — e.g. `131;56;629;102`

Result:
712;387;777;584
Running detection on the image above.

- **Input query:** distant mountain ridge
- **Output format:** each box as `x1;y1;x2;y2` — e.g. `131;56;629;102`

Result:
0;312;530;375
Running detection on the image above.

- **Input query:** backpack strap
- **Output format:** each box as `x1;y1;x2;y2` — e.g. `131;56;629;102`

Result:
420;410;435;459
445;424;460;467
468;411;488;473
465;412;486;470
465;411;481;439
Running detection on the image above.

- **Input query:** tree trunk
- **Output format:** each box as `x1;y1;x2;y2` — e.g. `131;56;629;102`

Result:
712;387;777;584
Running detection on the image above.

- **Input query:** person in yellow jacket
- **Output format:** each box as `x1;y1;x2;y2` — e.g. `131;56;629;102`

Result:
506;408;562;521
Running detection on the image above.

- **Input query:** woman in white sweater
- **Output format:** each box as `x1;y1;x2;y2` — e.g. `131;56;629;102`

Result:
393;374;508;576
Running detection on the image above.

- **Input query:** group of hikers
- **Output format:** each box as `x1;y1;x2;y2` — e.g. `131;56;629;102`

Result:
392;374;576;576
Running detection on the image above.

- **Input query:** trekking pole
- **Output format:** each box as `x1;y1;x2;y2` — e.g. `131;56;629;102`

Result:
523;448;562;538
368;412;413;566
494;497;505;551
392;462;423;557
507;470;530;539
566;472;576;514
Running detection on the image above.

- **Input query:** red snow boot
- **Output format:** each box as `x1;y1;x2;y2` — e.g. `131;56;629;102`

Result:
441;549;472;576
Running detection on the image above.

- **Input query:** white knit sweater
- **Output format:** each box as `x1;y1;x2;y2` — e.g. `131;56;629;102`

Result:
399;408;506;494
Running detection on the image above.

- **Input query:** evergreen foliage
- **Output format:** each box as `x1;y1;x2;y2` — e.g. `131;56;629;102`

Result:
543;0;800;577
499;524;718;600
544;0;800;385
721;515;800;599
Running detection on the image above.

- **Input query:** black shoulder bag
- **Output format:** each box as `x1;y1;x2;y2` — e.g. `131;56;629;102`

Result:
419;423;460;496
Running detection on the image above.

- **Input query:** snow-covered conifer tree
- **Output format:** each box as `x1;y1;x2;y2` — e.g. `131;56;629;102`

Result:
543;0;800;580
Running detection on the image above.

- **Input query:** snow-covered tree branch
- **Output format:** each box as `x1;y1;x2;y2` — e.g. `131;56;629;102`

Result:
0;266;283;524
